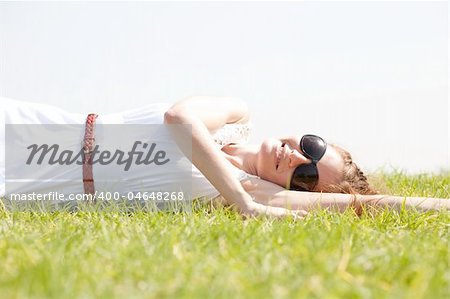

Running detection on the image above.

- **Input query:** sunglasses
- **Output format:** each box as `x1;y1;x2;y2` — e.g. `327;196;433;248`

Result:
288;134;327;192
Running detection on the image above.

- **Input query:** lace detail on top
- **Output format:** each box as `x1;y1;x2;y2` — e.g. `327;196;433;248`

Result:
212;123;252;146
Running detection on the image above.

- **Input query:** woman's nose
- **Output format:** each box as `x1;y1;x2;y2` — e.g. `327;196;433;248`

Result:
288;150;310;168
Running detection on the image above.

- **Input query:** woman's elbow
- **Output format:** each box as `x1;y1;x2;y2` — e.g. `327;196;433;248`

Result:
164;107;188;124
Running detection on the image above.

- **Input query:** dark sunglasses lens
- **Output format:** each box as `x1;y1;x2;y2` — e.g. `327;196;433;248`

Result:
290;163;318;191
301;135;327;161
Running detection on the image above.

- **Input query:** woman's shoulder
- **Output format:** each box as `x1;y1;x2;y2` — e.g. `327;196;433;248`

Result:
240;175;285;195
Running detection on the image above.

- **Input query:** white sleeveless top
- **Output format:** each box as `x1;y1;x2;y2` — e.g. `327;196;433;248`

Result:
0;97;252;201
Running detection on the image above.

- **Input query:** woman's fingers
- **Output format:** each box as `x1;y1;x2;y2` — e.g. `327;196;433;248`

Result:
291;209;308;219
241;202;308;220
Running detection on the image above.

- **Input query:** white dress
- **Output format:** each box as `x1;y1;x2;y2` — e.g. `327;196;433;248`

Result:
0;97;252;202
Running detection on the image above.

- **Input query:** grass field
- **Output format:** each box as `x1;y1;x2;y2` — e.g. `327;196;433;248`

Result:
0;171;449;299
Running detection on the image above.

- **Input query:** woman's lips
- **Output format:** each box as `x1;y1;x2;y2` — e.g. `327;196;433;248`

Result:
276;142;285;170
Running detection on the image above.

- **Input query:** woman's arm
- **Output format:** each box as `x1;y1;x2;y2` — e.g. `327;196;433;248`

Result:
166;96;250;132
164;96;305;218
240;177;450;213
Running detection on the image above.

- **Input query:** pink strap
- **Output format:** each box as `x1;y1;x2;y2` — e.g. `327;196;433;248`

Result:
82;113;98;198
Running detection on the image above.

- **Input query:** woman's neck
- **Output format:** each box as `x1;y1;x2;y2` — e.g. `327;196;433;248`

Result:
220;143;259;176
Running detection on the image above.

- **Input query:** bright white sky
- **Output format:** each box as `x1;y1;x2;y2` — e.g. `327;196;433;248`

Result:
0;1;448;174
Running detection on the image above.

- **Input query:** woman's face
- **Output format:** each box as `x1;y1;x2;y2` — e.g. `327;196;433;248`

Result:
256;136;344;191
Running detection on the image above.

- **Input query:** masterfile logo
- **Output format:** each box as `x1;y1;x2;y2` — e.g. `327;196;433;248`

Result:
4;124;192;201
25;141;170;171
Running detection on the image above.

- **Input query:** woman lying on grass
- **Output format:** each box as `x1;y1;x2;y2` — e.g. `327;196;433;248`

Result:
163;96;449;217
1;96;449;218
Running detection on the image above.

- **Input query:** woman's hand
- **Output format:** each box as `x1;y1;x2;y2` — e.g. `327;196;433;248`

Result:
238;197;308;220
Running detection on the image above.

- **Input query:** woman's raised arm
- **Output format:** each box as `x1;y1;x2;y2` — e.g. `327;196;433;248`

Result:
164;96;306;218
240;176;450;213
165;96;250;132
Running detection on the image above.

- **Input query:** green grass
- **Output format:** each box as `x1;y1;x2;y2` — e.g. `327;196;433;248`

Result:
0;171;449;299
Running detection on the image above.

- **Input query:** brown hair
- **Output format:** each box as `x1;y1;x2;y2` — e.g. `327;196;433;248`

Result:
322;144;378;195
